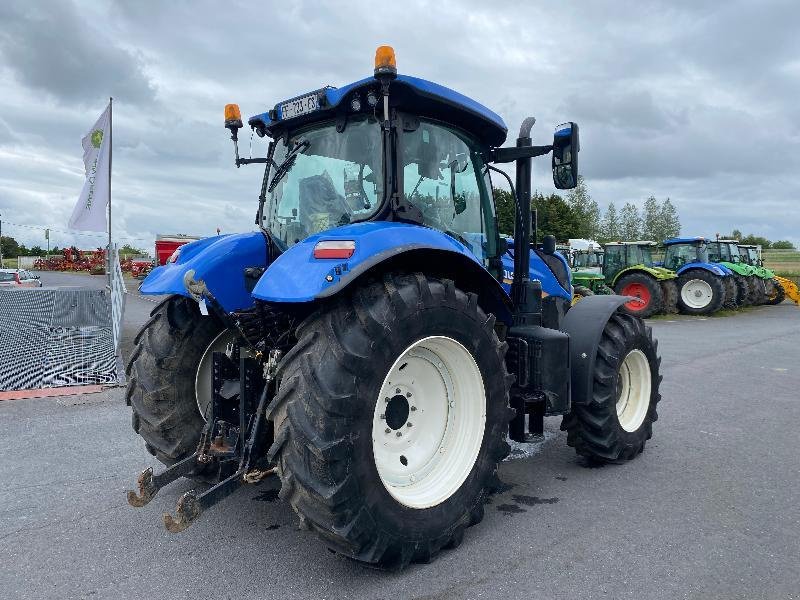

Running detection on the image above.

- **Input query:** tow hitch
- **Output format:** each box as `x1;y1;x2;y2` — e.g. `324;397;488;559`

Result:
126;350;281;532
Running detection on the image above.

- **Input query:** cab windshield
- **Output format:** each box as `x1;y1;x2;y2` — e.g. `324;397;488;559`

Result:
574;251;603;268
628;245;654;266
264;115;383;248
664;243;704;270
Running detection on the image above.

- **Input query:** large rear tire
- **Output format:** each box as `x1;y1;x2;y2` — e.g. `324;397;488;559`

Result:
748;276;767;305
614;273;664;318
766;278;786;305
676;269;724;315
733;275;751;306
267;273;512;569
126;296;226;470
660;279;679;314
561;313;661;462
721;276;738;309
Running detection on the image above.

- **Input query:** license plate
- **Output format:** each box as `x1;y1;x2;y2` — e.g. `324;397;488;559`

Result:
280;93;319;120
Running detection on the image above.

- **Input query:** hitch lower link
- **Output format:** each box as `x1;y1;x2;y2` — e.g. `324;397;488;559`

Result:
126;350;282;533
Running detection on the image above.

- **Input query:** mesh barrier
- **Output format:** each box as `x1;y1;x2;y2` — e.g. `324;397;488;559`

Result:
0;287;118;391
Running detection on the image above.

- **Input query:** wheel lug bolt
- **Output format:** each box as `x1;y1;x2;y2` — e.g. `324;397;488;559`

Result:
449;400;455;408
395;388;401;394
396;431;402;437
410;406;417;411
406;422;413;428
380;413;386;419
384;397;390;403
406;392;412;398
385;428;391;434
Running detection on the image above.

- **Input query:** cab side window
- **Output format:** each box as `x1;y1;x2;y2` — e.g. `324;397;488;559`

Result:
401;121;496;264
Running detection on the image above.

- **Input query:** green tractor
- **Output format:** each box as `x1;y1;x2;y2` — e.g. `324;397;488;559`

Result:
570;246;612;302
737;243;787;305
705;239;762;306
602;241;678;318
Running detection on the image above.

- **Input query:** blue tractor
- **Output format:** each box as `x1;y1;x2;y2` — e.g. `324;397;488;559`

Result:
126;46;662;568
662;237;734;315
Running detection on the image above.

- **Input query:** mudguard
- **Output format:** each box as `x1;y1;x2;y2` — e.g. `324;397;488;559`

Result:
609;265;676;287
717;261;755;277
252;221;510;304
139;232;268;312
560;294;633;406
676;262;730;277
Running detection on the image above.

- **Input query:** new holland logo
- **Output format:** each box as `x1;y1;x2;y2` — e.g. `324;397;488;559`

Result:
91;129;104;149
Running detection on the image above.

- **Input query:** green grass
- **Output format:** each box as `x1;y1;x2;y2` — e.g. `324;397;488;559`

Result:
763;249;800;276
0;257;19;269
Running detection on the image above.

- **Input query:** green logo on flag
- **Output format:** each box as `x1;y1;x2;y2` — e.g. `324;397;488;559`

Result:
91;129;104;148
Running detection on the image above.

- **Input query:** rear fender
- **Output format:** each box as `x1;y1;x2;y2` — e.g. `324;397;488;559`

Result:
610;265;677;287
252;222;514;323
139;232;268;313
561;295;633;406
718;261;754;277
676;262;730;277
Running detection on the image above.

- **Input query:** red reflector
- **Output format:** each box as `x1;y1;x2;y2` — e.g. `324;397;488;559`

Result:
313;240;355;259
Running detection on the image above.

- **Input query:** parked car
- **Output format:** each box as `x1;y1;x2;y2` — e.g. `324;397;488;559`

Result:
0;268;43;288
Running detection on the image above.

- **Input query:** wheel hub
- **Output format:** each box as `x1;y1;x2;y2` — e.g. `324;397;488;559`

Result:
372;336;486;509
616;349;651;432
681;279;713;309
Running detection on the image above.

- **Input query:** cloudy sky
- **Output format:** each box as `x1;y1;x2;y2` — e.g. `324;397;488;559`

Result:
1;0;798;252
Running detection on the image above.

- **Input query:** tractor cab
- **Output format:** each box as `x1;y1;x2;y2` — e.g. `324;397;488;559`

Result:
573;248;604;271
707;239;742;264
738;244;761;266
603;241;657;282
662;237;710;271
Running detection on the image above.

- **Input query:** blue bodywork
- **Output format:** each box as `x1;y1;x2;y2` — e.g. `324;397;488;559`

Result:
674;262;731;277
140;232;267;312
139;223;571;315
253;222;491;302
662;237;732;277
249;74;508;147
500;241;572;301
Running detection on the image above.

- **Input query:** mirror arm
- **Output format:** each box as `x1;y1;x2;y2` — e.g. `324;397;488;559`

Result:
487;144;553;164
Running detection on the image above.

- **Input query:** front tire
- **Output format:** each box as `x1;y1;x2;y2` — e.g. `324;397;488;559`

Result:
267;273;512;568
126;296;225;468
572;285;594;305
676;269;724;315
766;278;786;305
561;313;661;462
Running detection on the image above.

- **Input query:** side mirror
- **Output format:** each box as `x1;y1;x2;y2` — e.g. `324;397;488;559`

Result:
552;122;579;189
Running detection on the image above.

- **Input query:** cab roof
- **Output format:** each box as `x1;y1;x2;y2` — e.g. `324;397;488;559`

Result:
663;237;709;245
248;74;508;147
604;240;656;246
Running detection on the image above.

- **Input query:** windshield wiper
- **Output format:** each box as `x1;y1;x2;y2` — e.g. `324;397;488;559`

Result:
267;139;309;193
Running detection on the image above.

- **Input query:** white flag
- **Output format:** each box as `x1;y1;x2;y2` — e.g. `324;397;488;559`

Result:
68;104;110;232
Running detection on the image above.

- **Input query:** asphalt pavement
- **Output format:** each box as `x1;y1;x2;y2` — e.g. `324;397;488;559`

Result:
2;275;799;599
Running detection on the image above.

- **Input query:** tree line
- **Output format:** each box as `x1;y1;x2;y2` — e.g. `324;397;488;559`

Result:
493;177;681;243
0;236;146;258
493;177;795;249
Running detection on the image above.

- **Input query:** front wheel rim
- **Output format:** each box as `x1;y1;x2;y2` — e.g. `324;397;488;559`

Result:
681;279;713;309
195;329;239;421
616;349;651;432
372;336;486;509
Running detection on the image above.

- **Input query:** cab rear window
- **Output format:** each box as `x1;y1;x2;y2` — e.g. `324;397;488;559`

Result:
0;273;16;281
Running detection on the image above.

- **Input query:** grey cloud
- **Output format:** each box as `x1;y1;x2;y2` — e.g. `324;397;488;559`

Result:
1;0;799;251
0;1;154;105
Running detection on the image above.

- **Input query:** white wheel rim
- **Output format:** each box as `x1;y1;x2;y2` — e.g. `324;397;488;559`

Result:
616;349;651;432
195;329;240;421
372;336;486;509
681;279;714;309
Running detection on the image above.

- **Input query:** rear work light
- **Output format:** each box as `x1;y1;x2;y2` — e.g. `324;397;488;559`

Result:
313;240;355;259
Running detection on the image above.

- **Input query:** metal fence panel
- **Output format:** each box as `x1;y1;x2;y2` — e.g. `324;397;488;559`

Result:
0;288;118;391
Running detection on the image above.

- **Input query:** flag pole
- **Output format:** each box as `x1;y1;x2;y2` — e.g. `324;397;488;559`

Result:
107;97;113;284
